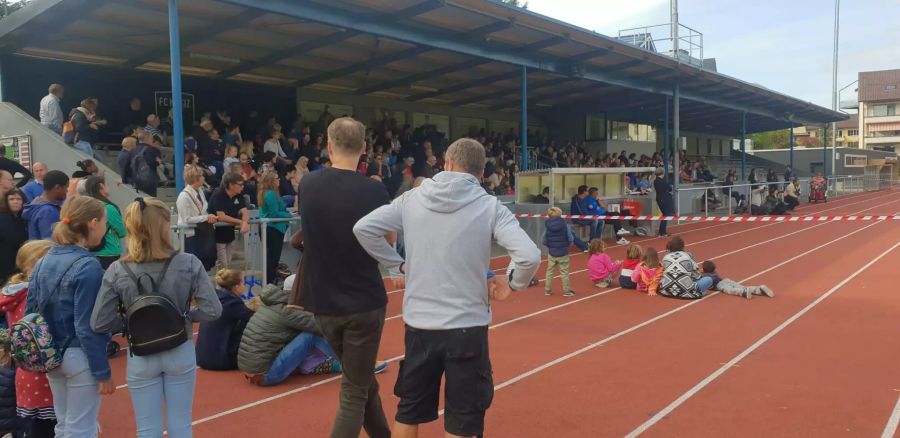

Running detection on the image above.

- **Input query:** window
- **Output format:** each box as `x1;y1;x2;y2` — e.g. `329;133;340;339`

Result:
706;138;712;154
848;129;859;136
585;113;607;140
870;104;897;117
886;84;897;91
838;130;843;137
844;154;867;167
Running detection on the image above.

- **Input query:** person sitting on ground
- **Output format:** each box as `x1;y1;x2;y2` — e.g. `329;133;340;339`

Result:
749;185;768;215
783;178;801;211
630;247;663;295
238;275;387;386
588;239;621;288
22;170;68;240
542;206;577;297
699;260;775;300
196;269;255;371
765;188;789;215
531;186;550;204
619;243;642;289
659;236;709;299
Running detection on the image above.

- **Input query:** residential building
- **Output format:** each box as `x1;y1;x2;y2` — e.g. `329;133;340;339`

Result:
858;69;900;153
835;114;860;148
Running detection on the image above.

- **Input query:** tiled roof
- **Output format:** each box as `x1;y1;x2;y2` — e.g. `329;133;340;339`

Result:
858;69;900;102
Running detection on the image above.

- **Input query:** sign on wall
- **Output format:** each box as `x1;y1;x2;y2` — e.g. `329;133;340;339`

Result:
154;91;196;124
0;134;32;172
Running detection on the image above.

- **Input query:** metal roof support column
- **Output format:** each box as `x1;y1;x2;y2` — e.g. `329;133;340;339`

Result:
664;94;670;180
823;124;829;179
740;111;747;181
673;83;680;215
789;121;795;170
168;0;185;193
521;65;528;170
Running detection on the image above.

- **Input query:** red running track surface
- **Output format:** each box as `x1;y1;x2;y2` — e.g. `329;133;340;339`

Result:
96;188;900;437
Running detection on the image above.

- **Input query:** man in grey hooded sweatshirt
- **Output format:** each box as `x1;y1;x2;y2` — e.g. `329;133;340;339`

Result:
354;138;541;438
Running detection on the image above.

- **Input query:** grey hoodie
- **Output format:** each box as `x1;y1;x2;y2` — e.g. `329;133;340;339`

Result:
354;171;540;330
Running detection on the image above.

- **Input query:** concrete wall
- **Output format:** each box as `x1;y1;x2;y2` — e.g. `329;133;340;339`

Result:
0;102;140;211
750;147;895;176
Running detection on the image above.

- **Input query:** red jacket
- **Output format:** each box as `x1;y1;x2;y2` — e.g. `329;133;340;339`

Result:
0;283;55;417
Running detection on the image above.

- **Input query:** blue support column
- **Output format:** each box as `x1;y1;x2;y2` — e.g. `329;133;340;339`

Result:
789;121;795;169
168;0;185;193
520;66;528;170
823;124;829;178
740;111;747;181
663;95;670;179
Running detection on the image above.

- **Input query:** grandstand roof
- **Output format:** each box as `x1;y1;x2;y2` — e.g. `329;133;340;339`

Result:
0;0;846;136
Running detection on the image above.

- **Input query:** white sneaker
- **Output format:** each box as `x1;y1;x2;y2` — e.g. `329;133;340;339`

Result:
617;229;631;236
617;237;630;245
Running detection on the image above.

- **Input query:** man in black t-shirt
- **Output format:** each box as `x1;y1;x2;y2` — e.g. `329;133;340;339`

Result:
208;173;250;269
296;117;391;438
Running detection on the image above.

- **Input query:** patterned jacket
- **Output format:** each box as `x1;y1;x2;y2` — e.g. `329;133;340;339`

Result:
659;251;702;299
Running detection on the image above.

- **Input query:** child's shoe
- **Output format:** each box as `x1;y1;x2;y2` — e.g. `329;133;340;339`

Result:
544;289;552;296
743;288;753;300
563;290;576;297
759;285;775;297
529;278;540;287
594;281;609;288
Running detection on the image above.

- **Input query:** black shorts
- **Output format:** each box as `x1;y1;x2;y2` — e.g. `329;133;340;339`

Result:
395;325;493;437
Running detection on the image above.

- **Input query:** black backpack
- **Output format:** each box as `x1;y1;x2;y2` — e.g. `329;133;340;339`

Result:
130;145;156;191
119;255;193;356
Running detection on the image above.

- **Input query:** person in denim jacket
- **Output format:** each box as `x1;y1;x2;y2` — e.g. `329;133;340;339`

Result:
26;196;114;438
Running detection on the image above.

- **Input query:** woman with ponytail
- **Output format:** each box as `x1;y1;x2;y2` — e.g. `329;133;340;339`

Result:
91;197;221;438
26;195;114;438
83;176;125;269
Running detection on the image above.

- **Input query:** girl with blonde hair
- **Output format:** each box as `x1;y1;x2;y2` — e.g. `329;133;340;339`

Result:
0;240;57;437
258;171;292;284
26;196;113;437
91;197;221;438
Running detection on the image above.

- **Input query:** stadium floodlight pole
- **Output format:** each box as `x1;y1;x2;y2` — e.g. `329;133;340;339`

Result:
740;111;747;181
789;119;794;169
831;0;839;176
168;0;185;193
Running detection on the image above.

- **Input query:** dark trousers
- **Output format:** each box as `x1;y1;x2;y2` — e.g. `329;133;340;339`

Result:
315;307;391;438
784;195;799;210
265;227;284;285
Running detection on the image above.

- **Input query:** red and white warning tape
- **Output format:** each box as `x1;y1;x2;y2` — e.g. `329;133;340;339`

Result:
513;214;900;222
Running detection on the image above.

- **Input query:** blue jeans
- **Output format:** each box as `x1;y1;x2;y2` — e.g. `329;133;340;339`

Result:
281;195;295;208
696;276;715;295
573;233;588;251
127;341;197;438
73;140;101;160
47;348;101;438
263;332;336;386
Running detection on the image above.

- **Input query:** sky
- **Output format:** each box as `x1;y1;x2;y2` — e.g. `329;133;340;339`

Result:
524;0;900;110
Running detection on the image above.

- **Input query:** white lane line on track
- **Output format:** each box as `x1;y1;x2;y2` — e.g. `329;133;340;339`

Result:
439;211;896;419
184;200;899;427
626;238;900;438
883;394;900;438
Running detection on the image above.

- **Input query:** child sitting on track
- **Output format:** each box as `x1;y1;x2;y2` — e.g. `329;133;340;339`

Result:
542;207;577;297
588;239;622;288
196;269;256;371
700;260;775;299
631;247;663;295
619;244;642;289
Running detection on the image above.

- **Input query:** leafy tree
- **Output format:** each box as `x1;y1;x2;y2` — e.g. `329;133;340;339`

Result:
502;0;529;9
750;129;790;150
0;1;30;20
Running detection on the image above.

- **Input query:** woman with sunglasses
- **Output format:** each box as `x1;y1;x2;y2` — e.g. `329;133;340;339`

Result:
91;197;221;438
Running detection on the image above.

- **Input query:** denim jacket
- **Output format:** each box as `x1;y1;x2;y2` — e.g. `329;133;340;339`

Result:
27;245;111;381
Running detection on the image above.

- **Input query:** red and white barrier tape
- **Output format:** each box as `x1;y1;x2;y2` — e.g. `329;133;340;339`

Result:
513;214;900;222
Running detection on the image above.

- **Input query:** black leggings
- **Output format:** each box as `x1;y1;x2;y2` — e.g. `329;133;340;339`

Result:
17;417;56;438
265;228;285;285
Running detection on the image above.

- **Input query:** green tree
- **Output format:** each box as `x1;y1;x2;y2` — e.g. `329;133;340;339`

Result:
502;0;529;9
750;129;790;150
1;1;30;20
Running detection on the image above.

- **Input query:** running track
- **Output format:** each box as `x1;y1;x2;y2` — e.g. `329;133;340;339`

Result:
98;188;900;437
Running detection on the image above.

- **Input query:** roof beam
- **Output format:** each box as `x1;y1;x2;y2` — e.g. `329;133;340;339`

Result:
215;30;361;79
296;18;517;88
354;58;492;95
405;36;565;101
122;9;268;69
215;1;444;80
451;77;567;109
222;0;840;125
1;0;105;54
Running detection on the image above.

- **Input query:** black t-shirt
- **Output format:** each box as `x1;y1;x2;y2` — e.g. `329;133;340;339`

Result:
207;187;246;243
296;168;390;315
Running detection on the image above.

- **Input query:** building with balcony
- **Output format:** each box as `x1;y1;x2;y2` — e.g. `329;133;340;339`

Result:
836;114;859;148
858;69;900;153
